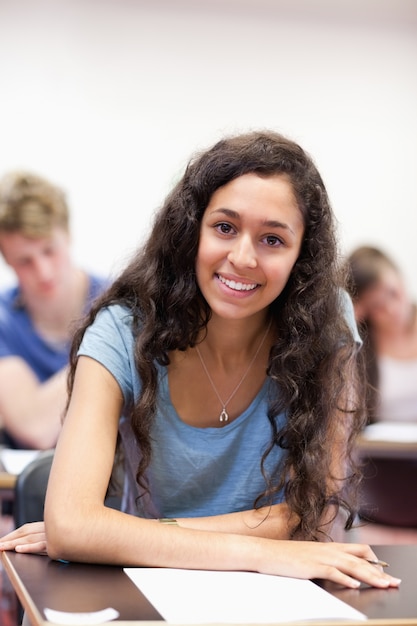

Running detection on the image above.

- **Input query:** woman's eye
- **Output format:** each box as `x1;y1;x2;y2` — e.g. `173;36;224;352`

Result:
215;222;234;235
263;235;282;247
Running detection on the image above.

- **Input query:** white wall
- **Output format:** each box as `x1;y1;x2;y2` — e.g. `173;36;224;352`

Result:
1;0;416;294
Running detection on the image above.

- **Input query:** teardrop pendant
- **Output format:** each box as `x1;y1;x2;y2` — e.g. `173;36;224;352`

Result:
195;318;271;427
219;408;229;423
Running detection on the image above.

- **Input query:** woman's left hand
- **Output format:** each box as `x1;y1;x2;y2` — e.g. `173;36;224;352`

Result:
0;521;47;554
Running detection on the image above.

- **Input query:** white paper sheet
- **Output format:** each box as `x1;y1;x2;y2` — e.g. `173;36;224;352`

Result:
362;421;417;443
44;607;119;624
0;448;40;474
124;568;367;624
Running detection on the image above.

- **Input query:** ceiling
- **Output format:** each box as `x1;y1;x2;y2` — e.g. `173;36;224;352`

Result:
137;0;417;29
4;0;417;29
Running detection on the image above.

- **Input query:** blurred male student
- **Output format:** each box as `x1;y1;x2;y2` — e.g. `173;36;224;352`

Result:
0;171;108;449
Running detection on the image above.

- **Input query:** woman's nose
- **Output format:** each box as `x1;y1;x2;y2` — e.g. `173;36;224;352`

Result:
227;235;257;269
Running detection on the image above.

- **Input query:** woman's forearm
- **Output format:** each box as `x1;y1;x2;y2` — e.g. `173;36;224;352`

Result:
176;502;299;539
43;505;400;591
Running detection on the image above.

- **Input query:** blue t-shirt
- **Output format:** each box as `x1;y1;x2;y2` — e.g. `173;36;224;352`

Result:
0;274;107;382
78;294;360;519
78;305;287;519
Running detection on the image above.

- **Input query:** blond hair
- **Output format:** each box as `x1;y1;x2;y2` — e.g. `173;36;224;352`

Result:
0;171;69;237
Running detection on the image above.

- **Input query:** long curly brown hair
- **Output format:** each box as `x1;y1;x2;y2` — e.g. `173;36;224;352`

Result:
68;130;366;539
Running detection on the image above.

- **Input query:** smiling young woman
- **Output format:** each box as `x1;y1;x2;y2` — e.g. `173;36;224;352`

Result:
0;131;401;591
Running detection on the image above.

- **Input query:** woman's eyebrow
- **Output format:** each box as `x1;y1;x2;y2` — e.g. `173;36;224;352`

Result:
211;207;240;219
211;208;295;235
261;218;295;235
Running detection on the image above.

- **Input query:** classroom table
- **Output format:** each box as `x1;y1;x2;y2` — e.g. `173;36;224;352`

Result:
355;431;417;527
0;470;16;504
356;435;417;460
2;544;417;626
0;447;45;512
0;451;17;512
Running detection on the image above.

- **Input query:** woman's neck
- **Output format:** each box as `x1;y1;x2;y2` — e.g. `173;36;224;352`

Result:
168;312;274;428
197;313;273;370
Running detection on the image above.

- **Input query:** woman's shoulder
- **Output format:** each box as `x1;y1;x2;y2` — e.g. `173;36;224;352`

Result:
84;303;136;346
96;303;134;326
80;303;138;367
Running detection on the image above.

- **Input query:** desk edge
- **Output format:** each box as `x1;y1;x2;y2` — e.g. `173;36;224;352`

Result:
1;551;46;626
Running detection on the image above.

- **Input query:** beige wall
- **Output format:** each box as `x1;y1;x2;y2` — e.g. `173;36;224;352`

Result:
1;0;416;294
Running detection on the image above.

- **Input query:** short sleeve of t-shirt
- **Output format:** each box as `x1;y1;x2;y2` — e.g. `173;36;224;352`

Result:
340;289;362;345
77;305;139;412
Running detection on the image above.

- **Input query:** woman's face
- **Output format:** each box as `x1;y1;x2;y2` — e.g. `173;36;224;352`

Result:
355;265;413;332
196;173;305;323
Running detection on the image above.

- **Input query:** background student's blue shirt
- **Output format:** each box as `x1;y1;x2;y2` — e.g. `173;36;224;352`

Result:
0;274;107;381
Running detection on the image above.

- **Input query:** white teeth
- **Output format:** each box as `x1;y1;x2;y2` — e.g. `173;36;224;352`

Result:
217;275;258;291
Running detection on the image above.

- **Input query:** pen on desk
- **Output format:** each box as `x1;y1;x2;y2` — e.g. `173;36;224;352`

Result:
366;559;389;568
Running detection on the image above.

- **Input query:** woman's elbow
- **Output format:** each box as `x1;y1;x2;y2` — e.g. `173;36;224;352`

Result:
44;508;86;561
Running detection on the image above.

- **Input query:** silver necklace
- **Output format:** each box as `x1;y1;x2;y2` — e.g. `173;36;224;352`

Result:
195;319;272;424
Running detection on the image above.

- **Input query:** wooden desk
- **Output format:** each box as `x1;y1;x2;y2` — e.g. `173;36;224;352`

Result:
0;470;16;502
0;447;18;502
3;545;417;626
356;436;417;460
0;448;43;506
322;545;417;623
355;434;417;527
2;550;162;626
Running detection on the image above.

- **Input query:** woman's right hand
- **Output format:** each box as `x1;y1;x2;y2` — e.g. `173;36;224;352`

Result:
0;521;47;554
258;539;401;590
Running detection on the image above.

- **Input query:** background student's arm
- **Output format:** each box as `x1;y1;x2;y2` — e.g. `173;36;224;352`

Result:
0;356;67;449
